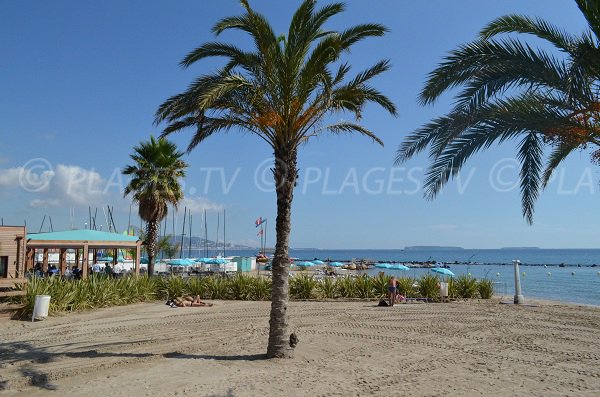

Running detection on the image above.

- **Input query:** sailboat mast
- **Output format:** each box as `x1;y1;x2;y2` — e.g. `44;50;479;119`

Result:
204;209;208;257
180;207;187;258
188;212;192;258
215;213;220;257
39;215;46;233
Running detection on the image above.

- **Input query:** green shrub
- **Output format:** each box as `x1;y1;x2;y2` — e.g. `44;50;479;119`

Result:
454;274;478;298
417;274;440;300
354;274;375;299
372;273;391;298
335;276;356;298
289;274;317;299
447;277;457;298
228;274;253;300
157;275;189;300
477;278;494;299
316;277;337;298
203;275;229;299
249;276;271;300
16;272;495;318
396;276;415;297
187;277;207;297
19;275;158;317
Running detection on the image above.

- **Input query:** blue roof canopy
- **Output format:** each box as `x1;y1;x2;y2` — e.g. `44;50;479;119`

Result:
27;229;139;243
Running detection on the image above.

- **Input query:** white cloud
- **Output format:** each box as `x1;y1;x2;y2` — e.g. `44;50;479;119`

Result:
181;196;225;214
0;166;54;192
52;165;108;205
1;163;227;220
29;198;62;208
0;163;110;207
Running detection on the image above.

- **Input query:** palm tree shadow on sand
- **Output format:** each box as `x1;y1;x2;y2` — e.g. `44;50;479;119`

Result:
163;352;267;361
0;340;267;391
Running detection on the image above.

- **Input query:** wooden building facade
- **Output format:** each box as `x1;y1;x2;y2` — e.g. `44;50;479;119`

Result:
0;226;26;278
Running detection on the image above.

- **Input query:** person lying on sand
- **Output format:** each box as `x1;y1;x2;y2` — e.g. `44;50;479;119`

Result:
167;295;213;308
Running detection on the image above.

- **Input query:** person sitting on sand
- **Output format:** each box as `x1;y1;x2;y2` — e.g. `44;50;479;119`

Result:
169;295;213;308
395;292;405;303
388;277;398;307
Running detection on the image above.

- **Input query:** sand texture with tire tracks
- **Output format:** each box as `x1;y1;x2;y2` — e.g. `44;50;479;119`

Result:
1;299;600;396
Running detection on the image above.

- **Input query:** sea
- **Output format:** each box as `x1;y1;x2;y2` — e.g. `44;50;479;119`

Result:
188;248;600;307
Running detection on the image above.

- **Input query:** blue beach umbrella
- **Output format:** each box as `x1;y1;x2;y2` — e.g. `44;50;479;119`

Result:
168;258;194;266
431;267;455;277
296;261;315;267
375;263;392;269
389;264;410;271
313;260;325;265
329;261;344;267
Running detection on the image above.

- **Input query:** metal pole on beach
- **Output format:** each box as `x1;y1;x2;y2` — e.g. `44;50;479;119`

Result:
513;259;525;304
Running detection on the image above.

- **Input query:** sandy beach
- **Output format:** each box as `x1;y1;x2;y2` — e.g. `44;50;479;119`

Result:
1;298;600;396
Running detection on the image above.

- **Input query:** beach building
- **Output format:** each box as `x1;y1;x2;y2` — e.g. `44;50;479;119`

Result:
0;225;27;279
25;229;142;278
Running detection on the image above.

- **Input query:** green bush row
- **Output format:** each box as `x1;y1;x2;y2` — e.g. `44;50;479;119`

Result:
16;273;495;317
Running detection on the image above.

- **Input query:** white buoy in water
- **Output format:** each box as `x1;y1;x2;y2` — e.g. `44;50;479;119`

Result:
571;271;576;276
547;272;552;276
522;271;526;277
597;271;600;276
496;272;500;277
544;265;547;268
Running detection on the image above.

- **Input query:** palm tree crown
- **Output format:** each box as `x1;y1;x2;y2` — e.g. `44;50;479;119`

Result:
123;136;187;222
155;0;396;150
123;136;188;275
155;0;396;358
397;0;600;224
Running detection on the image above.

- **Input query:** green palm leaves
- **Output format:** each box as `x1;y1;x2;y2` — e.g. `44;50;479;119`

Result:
123;136;188;275
155;0;396;151
123;136;187;223
397;0;600;224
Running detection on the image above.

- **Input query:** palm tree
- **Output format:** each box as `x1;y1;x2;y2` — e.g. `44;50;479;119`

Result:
397;0;600;224
123;136;188;276
155;0;396;358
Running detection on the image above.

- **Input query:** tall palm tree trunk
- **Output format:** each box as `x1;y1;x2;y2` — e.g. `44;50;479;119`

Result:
267;146;298;359
146;220;158;277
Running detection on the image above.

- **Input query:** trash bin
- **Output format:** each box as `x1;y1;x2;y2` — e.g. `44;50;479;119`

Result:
439;282;449;301
32;295;51;322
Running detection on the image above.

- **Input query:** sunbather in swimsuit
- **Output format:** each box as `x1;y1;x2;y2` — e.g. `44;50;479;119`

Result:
388;277;398;307
170;295;213;308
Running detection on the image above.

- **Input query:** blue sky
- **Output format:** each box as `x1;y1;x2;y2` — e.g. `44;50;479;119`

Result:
1;0;598;249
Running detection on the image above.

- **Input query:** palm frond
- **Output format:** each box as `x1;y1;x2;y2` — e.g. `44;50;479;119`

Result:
323;122;384;146
576;0;600;41
480;15;576;52
517;133;544;224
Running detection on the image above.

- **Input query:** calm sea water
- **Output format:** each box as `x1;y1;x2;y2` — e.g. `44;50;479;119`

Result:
187;248;600;306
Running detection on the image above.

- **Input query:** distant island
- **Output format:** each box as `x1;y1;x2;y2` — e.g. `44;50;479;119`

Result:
404;246;464;251
500;247;541;250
